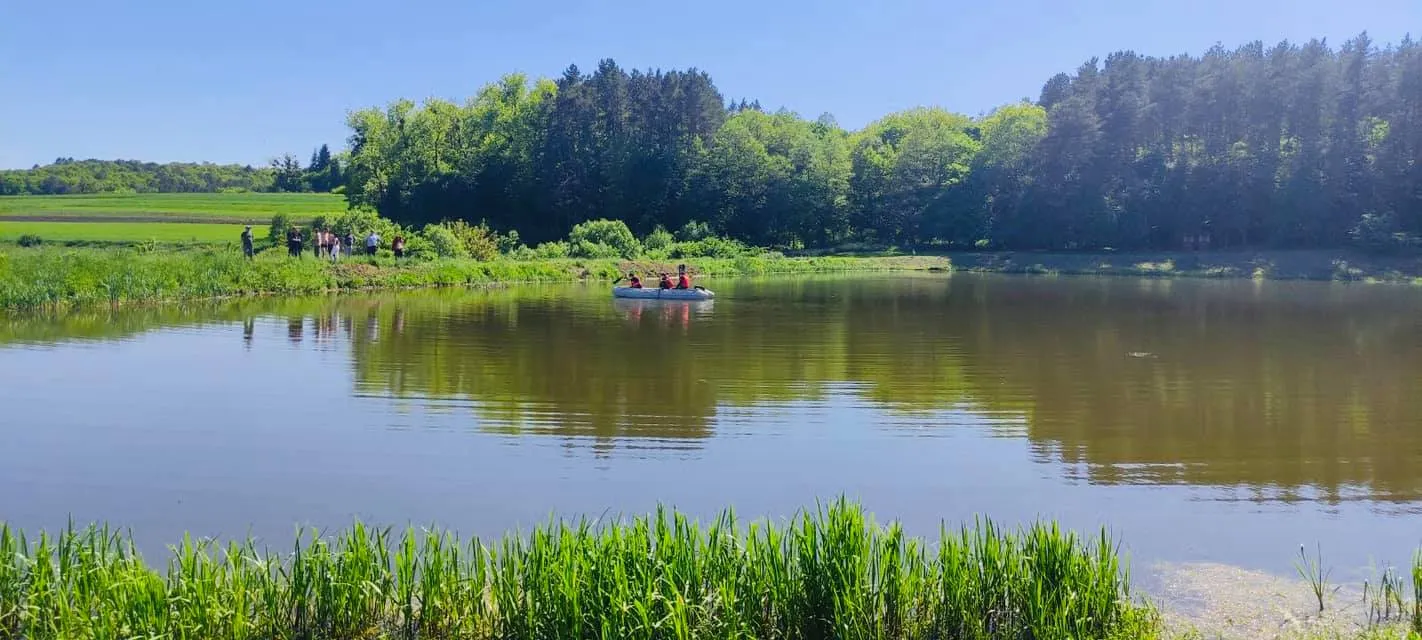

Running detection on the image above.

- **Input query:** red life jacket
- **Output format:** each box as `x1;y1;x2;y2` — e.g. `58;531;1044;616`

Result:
629;276;642;288
676;274;691;289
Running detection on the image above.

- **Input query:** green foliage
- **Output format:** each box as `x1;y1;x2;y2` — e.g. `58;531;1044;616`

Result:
420;224;467;259
0;499;1157;640
532;240;570;259
1350;213;1419;253
497;229;522;254
331;39;1422;253
669;236;752;259
643;225;673;251
568;218;641;258
0;244;947;311
677;220;713;241
0;159;278;195
16;234;42;247
268;213;293;247
17;35;1422;254
0;153;344;196
442;219;501;261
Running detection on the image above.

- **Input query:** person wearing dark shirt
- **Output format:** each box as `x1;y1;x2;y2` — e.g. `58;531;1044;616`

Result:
287;228;302;258
241;226;255;259
627;272;642;288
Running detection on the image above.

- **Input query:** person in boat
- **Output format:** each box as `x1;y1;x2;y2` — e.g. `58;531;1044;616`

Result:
658;273;673;289
675;264;692;290
626;272;643;288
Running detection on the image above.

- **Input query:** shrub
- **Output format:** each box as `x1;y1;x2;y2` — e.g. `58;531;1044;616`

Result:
17;234;42;247
442;220;500;261
533;241;570;259
569;219;641;258
1350;212;1418;253
268;213;292;246
643;225;674;251
497;229;523;254
677;220;713;242
333;207;400;247
420;224;467;258
401;234;436;260
670;235;751;259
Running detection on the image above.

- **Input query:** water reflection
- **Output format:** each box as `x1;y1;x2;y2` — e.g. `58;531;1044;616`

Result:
4;275;1422;504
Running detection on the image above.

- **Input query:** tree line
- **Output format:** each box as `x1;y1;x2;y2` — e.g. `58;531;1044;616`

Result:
0;146;345;196
346;34;1422;251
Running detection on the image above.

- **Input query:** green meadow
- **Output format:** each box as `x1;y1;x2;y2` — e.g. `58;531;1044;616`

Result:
0;220;261;245
0;192;344;223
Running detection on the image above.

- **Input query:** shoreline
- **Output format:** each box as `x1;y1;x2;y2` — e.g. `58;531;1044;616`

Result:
6;245;1422;313
0;249;950;313
941;248;1422;284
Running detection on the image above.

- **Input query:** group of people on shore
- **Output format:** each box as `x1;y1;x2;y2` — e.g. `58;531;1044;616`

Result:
240;225;406;260
624;264;694;290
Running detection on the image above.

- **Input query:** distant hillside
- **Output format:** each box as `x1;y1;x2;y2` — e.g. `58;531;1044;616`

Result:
0;147;344;196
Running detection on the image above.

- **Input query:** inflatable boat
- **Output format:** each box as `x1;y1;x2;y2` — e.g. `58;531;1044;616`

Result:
612;286;714;300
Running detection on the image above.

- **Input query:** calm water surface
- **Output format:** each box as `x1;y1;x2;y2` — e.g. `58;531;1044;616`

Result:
3;273;1422;580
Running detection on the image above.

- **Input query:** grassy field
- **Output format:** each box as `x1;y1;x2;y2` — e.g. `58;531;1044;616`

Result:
0;220;263;245
0;192;345;224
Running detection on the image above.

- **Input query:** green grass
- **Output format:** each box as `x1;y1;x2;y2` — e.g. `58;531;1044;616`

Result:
0;498;1157;640
0;192;344;223
0;220;264;245
0;246;949;311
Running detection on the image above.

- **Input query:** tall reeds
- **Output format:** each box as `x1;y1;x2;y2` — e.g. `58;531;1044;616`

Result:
0;499;1154;640
0;246;945;311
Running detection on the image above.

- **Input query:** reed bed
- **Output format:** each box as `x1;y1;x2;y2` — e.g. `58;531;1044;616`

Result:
0;247;947;312
0;500;1154;640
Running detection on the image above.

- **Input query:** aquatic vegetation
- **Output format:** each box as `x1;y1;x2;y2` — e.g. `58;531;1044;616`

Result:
0;499;1155;640
0;246;948;311
1296;543;1339;613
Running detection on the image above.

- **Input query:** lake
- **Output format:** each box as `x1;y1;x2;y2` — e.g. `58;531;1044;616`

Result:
3;273;1421;584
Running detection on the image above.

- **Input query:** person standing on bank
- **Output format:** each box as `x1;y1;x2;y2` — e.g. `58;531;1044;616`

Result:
365;230;380;256
241;225;255;259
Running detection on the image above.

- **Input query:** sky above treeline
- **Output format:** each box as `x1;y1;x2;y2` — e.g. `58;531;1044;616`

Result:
1;0;1419;170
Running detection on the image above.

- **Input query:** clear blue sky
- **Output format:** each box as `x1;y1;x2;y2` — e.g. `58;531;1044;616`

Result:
1;0;1418;169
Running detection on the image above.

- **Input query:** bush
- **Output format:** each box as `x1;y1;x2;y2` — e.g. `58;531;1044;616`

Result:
268;213;293;246
670;236;751;259
677;220;713;242
17;234;42;247
333;207;400;247
442;220;500;261
569;219;641;258
401;234;436;260
420;224;467;258
643;225;674;252
532;241;570;259
1350;212;1418;253
572;241;622;259
497;229;522;254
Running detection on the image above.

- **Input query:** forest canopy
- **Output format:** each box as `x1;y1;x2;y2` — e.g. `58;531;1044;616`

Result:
343;35;1422;251
10;33;1422;252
